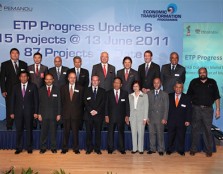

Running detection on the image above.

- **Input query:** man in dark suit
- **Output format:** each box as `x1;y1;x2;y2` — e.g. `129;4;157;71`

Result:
61;72;84;154
28;52;48;129
48;56;69;89
138;50;160;93
84;75;106;154
92;52;116;92
117;56;138;94
161;52;186;93
166;81;192;156
10;71;39;154
28;52;48;89
38;74;61;154
0;48;28;130
67;56;89;89
105;77;130;154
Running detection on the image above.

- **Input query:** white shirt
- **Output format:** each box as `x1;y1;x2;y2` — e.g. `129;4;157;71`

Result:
171;64;177;70
154;89;160;95
35;64;41;72
175;93;181;100
46;85;53;91
145;62;151;69
125;69;130;74
92;86;98;92
101;63;108;71
69;84;75;91
75;67;81;73
11;59;19;72
56;66;62;73
21;82;28;91
114;89;120;99
132;91;143;109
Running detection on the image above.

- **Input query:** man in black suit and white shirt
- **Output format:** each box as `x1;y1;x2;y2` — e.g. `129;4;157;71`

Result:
105;77;130;154
49;56;69;89
161;52;186;93
67;56;89;89
10;71;39;154
0;48;28;130
117;56;138;94
92;52;116;92
84;75;106;154
138;50;160;93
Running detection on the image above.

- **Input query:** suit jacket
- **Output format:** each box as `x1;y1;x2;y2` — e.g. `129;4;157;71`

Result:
138;62;160;90
105;89;130;123
117;68;139;94
60;84;84;120
92;63;116;91
0;60;27;95
148;89;169;122
84;86;106;120
168;93;192;126
28;64;48;88
161;64;186;93
129;92;148;120
67;67;89;89
48;66;69;89
10;82;39;117
38;85;61;120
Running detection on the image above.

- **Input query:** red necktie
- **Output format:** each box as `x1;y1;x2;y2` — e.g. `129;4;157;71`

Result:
115;90;119;104
70;85;73;101
47;86;51;97
175;94;179;107
125;69;129;81
36;64;39;75
103;65;107;77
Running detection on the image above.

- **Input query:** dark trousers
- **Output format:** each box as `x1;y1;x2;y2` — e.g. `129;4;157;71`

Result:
167;122;186;152
15;112;33;151
107;122;125;152
40;119;57;150
190;105;213;153
85;118;103;152
62;118;80;151
5;94;13;129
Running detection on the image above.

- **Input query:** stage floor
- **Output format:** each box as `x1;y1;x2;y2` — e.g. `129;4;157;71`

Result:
0;146;223;174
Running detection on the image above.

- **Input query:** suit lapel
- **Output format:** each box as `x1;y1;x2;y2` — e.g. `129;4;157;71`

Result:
9;60;17;75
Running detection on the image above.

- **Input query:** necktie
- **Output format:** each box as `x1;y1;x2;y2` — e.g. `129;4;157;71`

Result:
47;86;51;97
76;69;80;81
145;64;149;76
125;69;129;81
36;64;39;75
22;85;26;97
175;94;179;107
103;65;107;77
70;85;73;101
93;88;97;100
115;90;119;104
57;68;60;80
14;61;18;74
155;90;158;99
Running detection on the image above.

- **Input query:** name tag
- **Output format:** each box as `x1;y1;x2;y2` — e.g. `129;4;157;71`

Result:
29;71;34;73
181;104;186;107
87;97;91;100
121;99;125;102
21;69;25;71
52;94;57;97
175;74;180;76
74;89;79;93
63;72;66;74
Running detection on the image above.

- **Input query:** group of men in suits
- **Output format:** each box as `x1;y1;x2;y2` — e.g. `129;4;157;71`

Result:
0;48;220;157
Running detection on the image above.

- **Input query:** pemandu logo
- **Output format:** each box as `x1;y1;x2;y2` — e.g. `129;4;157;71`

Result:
167;3;177;14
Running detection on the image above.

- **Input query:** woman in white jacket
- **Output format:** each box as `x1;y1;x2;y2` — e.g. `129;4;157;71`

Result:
129;81;149;154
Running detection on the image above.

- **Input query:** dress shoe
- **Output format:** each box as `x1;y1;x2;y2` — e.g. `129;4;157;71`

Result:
120;151;126;154
178;151;185;156
206;152;212;157
86;151;92;154
139;152;144;154
51;149;57;153
95;151;102;154
27;150;33;154
15;150;22;154
61;149;68;154
159;152;164;156
39;149;46;154
190;151;196;156
166;151;172;155
74;150;80;154
147;150;156;154
108;150;113;154
131;151;138;154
